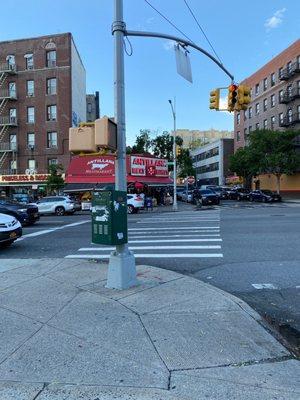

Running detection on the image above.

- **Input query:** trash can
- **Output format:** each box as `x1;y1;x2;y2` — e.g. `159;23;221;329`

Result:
91;190;127;245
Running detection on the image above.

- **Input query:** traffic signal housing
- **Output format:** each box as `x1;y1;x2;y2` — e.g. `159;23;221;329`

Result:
227;84;238;112
235;85;251;111
209;89;220;110
176;145;182;157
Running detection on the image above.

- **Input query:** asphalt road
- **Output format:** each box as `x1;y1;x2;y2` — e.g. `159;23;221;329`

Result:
0;200;299;353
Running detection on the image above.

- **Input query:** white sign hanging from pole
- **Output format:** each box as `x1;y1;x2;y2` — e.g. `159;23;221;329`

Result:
174;44;193;83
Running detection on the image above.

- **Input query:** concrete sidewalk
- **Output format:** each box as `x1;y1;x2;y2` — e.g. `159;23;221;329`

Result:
0;259;299;399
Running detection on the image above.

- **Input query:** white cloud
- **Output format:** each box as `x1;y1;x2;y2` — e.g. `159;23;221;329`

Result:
163;40;175;51
264;8;286;31
219;96;228;111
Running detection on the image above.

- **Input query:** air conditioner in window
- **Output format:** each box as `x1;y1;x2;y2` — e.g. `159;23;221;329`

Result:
28;144;35;150
49;144;57;149
48;60;56;67
27;65;34;70
28;93;34;97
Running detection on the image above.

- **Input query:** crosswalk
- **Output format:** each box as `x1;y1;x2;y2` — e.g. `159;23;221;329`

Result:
65;210;223;260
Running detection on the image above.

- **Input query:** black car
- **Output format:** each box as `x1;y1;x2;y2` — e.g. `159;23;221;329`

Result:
206;186;228;199
229;188;250;201
249;190;282;203
193;189;220;206
0;198;40;226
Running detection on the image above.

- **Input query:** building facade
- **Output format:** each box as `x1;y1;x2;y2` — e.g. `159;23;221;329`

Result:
176;129;233;149
0;33;86;194
86;91;100;122
191;138;234;186
234;39;300;192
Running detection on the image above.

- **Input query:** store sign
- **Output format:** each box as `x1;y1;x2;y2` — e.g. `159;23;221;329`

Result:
130;156;168;177
68;156;115;177
0;174;49;183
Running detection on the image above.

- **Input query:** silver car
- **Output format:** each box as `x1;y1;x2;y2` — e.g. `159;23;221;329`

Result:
37;196;75;216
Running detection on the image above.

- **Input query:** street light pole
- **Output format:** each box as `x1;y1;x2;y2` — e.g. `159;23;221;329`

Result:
168;99;178;212
106;0;137;289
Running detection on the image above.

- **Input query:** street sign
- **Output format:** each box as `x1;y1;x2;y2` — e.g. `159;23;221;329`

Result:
187;176;195;184
174;44;193;83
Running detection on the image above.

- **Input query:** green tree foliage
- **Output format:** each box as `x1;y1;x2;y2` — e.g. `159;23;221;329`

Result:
151;131;182;161
131;129;152;154
229;147;259;189
46;164;65;194
177;148;195;178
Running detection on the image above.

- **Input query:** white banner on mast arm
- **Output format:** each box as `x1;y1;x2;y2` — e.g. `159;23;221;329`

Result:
174;44;193;83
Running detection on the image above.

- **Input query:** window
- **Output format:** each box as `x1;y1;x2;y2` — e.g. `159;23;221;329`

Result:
10;160;17;171
287;61;292;73
271;116;275;129
263;98;267;112
47;78;57;95
10;108;17;123
27;107;35;123
9;134;17;150
244;110;247;120
249;126;252;133
250;88;253;98
28;159;36;169
236;131;240;142
46;50;56;67
271;94;275;107
237;113;240;124
25;53;34;70
279;113;283;124
27;133;35;148
271;73;275;86
8;82;16;98
255;83;259;95
27;80;34;96
288;109;292;123
249;106;252;118
256;122;260;130
47;131;57;148
279;67;283;79
47;105;57;121
48;158;58;166
244;128;247;136
255;103;259;115
279;90;283;102
87;103;92;113
7;55;15;68
287;85;292;96
263;119;268;129
263;78;267;91
297;105;300;118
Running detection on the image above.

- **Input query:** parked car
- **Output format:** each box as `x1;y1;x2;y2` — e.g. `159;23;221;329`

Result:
0;213;22;247
181;190;193;202
127;194;144;214
229;188;250;201
12;193;35;204
193;189;220;206
249;190;282;203
176;189;185;201
0;198;39;226
206;185;229;199
37;196;76;215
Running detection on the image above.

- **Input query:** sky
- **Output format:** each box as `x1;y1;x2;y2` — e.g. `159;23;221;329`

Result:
1;0;299;145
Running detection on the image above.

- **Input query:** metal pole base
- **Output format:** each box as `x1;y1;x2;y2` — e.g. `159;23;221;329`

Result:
172;203;178;211
106;249;137;289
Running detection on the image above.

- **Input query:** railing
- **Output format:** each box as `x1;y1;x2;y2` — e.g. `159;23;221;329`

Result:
279;87;300;104
0;89;17;99
0;116;18;126
279;62;300;81
279;113;300;127
0;142;17;151
0;62;17;73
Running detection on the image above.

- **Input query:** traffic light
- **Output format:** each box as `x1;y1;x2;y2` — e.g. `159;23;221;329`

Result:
209;89;220;110
227;84;238;112
176;145;182;157
235;85;251;111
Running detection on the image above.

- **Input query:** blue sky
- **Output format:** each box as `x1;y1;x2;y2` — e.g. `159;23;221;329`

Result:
1;0;299;145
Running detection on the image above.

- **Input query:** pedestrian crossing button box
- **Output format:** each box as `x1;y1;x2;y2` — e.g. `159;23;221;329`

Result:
91;190;127;245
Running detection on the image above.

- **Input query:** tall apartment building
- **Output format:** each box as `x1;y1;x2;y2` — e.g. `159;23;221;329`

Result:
234;39;300;192
176;129;233;149
86;91;100;122
0;33;86;183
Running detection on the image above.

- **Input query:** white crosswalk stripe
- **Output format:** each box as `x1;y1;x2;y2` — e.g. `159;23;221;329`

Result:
65;209;223;260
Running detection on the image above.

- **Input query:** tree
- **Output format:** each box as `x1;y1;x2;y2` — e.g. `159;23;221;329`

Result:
229;147;259;189
151;131;183;163
177;148;195;178
249;129;300;193
131;129;152;154
46;164;65;194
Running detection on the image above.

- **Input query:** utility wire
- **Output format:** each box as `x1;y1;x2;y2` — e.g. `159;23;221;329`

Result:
144;0;194;44
183;0;223;64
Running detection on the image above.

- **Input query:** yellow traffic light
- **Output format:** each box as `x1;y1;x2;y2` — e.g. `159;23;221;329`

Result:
235;85;251;111
227;84;238;112
176;145;182;157
209;89;220;110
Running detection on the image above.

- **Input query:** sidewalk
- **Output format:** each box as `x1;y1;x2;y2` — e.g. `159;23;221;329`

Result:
0;259;299;399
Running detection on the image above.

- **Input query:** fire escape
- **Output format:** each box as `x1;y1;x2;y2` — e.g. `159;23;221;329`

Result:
278;61;300;133
0;61;18;173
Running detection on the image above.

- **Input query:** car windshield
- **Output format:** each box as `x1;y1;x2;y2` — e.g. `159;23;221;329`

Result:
200;190;213;195
0;198;20;205
210;187;221;192
238;189;249;193
262;190;273;195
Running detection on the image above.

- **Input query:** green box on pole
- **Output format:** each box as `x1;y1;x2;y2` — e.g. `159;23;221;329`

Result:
91;190;128;245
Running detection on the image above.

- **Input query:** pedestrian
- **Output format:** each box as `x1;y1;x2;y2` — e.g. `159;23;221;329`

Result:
145;196;153;212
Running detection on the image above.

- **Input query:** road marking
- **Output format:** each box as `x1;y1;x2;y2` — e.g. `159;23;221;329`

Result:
66;253;223;259
18;220;90;241
128;238;222;243
137;219;220;224
251;283;278;290
78;245;221;251
129;226;219;231
128;234;221;238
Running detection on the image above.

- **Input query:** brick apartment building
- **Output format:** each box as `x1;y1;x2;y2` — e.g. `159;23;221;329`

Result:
234;39;300;192
0;33;86;194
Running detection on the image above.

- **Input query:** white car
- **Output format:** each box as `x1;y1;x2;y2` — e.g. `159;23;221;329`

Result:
127;194;144;214
37;196;75;216
0;213;22;247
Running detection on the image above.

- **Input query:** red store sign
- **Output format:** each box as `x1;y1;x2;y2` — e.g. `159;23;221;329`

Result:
130;156;168;177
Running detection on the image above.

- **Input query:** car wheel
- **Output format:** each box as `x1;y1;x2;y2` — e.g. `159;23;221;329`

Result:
55;206;65;216
249;196;254;202
237;196;241;201
127;205;134;214
262;197;266;203
0;240;14;248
